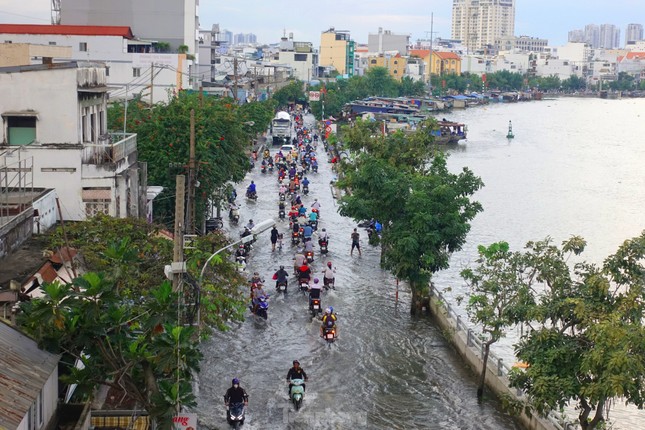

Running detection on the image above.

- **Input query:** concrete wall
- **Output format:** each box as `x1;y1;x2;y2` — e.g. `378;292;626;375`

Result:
428;285;571;430
0;43;72;67
277;51;316;82
320;33;348;74
0;208;33;259
15;366;58;430
31;189;58;235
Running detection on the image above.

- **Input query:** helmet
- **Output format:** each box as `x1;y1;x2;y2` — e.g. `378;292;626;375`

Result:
325;307;331;314
327;261;332;267
280;265;284;270
322;228;326;231
293;360;300;365
329;306;334;313
313;278;319;283
239;244;244;248
232;378;239;385
249;219;253;223
251;181;254;184
254;272;259;276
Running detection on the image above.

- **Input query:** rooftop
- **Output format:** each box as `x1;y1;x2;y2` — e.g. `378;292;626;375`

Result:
0;24;134;39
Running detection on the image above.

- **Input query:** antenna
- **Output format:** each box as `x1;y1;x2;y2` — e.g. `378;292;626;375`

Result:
51;0;61;25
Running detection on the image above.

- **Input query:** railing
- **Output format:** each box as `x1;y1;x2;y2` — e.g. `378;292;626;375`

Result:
430;284;578;430
81;133;137;165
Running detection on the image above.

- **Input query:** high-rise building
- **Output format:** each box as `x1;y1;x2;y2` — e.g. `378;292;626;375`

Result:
625;23;644;44
319;27;355;76
599;24;620;49
221;29;233;44
584;24;600;48
60;0;199;55
233;33;257;45
568;29;585;43
452;0;515;52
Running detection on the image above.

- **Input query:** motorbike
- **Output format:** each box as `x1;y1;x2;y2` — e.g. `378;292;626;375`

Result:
205;217;223;233
226;402;245;428
276;280;287;293
312;164;318;173
229;208;240;224
246;190;258;200
305;250;314;263
261;165;267;174
290;379;305;411
319;239;328;255
279;208;286;220
309;297;322;317
322;325;337;343
268;164;274;173
252;295;269;319
311;208;320;219
323;277;335;290
302;185;309;195
299;280;310;294
291;231;300;245
308;220;318;231
279;192;286;201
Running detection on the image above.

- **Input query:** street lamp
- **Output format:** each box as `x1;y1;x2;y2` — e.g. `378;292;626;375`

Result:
199;218;275;282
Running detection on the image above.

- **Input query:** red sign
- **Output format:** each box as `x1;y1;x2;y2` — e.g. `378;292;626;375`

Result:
481;73;487;83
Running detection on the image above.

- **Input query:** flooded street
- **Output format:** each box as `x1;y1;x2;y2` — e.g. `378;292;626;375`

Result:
197;115;520;429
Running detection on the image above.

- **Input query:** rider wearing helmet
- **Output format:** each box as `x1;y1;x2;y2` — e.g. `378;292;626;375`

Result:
321;306;337;337
235;244;247;258
318;228;329;243
224;377;249;407
322;261;335;288
273;265;289;289
287;360;308;394
308;277;322;307
246;219;255;230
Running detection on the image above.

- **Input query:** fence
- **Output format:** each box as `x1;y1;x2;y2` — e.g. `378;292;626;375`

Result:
429;284;577;430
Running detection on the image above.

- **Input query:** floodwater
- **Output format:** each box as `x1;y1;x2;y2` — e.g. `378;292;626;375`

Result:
433;97;645;429
196;115;522;429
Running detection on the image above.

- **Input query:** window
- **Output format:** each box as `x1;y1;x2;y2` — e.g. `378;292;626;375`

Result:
393;70;398;74
370;59;377;64
133;67;141;77
79;42;87;51
49;41;56;46
393;60;398;65
5;116;37;145
105;66;110;76
37;391;43;427
294;53;307;62
4;40;11;43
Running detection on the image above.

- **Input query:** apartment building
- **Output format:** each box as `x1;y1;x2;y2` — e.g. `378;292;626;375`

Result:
452;0;515;53
319;28;355;76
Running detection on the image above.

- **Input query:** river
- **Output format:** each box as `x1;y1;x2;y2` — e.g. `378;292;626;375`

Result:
433;96;645;429
197;114;522;429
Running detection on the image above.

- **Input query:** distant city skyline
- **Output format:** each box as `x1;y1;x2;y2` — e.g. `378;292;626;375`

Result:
1;0;644;48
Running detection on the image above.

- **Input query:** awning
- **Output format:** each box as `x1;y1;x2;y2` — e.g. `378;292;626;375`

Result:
1;111;39;118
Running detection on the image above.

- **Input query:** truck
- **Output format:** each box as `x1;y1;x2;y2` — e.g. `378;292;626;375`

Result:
271;111;292;145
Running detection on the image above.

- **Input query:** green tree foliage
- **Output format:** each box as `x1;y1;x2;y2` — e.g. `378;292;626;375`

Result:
107;92;274;227
466;234;645;430
271;80;306;107
19;274;201;426
461;242;535;399
608;72;636;91
337;119;483;313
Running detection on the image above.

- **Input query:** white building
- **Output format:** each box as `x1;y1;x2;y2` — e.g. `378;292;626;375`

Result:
452;0;515;53
269;36;318;82
0;320;59;430
625;24;644;45
0;61;145;221
0;24;189;105
553;42;593;70
535;58;579;80
496;35;548;53
368;28;409;55
405;57;426;81
60;0;199;58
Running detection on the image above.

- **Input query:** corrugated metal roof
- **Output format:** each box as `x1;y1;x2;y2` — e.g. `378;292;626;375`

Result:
0;320;59;430
0;24;134;39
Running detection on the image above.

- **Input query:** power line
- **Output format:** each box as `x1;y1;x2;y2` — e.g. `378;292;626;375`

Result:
0;10;50;22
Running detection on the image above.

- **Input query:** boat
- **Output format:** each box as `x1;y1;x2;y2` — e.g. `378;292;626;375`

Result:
430;120;467;144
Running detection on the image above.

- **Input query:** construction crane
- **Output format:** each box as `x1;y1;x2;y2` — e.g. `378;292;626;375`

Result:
51;0;61;25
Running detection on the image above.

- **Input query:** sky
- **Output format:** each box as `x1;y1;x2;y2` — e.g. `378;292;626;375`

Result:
0;0;644;47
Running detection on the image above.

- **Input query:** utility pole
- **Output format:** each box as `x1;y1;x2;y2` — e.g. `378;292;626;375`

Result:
172;175;186;292
185;109;196;234
429;12;434;93
150;63;154;106
233;57;238;102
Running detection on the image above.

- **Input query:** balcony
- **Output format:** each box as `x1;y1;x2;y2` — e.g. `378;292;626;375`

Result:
81;133;137;166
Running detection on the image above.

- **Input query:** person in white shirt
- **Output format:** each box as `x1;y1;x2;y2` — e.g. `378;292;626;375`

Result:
322;261;335;289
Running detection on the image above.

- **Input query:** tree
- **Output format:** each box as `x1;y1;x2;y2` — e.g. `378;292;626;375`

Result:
272;80;306;107
107;92;269;227
364;67;399;97
461;242;534;399
19;275;201;426
337;119;483;314
472;234;645;430
399;76;426;97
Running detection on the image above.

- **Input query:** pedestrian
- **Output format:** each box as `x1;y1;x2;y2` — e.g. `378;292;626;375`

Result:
351;228;361;256
270;226;279;251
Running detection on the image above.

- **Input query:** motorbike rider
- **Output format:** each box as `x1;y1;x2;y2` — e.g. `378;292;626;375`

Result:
298;204;307;217
224;378;248;408
228;189;237;203
303;239;314;255
318;228;329;245
235;244;247;260
293;251;306;275
308;210;318;225
273;265;289;289
322;261;335;288
308;278;322;309
247;181;256;196
246;219;255;231
297;261;312;283
287;360;308;394
311;198;321;212
229;201;239;218
251;283;267;314
302;224;313;242
321;307;338;337
279;184;287;196
302;176;310;190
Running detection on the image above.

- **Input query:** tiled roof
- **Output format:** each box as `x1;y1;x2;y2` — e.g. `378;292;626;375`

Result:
435;51;461;60
0;321;59;429
0;24;134;39
410;49;430;58
625;51;645;60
